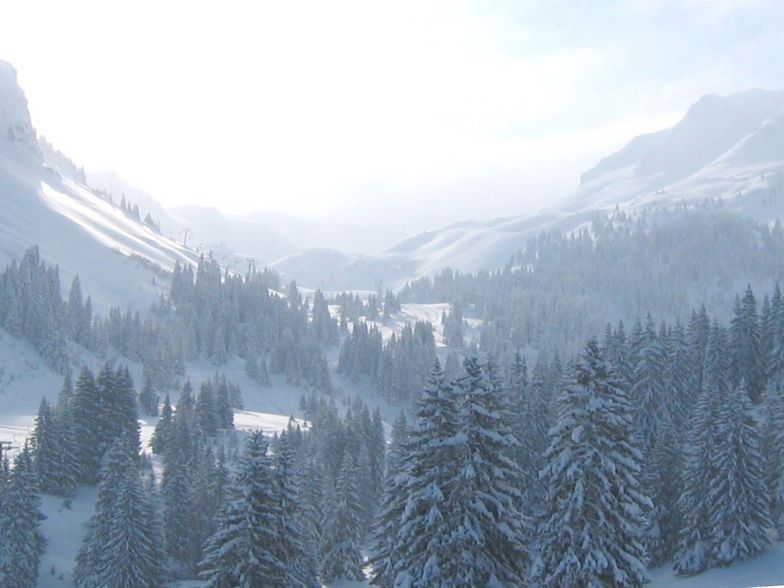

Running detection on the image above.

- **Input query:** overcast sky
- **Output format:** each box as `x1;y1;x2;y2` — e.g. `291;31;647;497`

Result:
2;0;783;234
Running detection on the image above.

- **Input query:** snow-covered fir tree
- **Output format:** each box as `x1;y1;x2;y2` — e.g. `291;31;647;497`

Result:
150;394;174;455
161;384;201;575
389;360;461;587
75;438;163;588
200;432;288;587
90;461;164;587
673;323;728;575
49;374;80;497
644;411;682;566
729;287;766;403
0;444;46;588
438;356;530;587
138;373;159;417
320;454;365;584
442;303;464;348
508;349;550;516
534;340;650;588
70;364;140;483
707;379;771;565
32;398;58;491
630;315;665;466
272;431;319;587
370;412;409;587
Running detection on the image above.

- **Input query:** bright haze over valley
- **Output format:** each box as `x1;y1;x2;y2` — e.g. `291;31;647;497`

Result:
3;1;784;245
3;3;784;588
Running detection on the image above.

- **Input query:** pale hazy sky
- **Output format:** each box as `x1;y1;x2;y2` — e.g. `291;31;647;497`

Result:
2;0;783;233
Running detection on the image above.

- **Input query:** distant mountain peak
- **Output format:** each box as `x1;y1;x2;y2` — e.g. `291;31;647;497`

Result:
0;60;42;160
580;89;784;190
317;87;784;289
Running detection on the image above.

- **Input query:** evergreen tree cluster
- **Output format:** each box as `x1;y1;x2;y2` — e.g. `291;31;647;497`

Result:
150;380;232;577
383;290;401;318
166;257;334;390
32;364;140;488
244;351;270;386
296;394;387;584
372;356;532;587
372;278;784;584
169;257;307;359
534;341;650;587
26;366;167;588
0;246;71;370
0;247;337;396
193;394;385;586
71;364;141;483
74;439;164;588
441;302;465;349
200;430;316;587
399;211;784;358
94;305;185;389
8;213;784;588
332;291;380;327
0;446;46;588
31;375;79;497
598;283;782;576
0;246;182;385
339;320;437;403
119;193;160;233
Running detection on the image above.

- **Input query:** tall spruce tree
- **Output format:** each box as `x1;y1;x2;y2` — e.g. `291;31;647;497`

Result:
200;432;288;587
75;439;163;588
390;361;461;587
730;287;765;403
91;465;164;587
272;432;319;588
75;439;136;587
0;445;45;588
534;340;650;588
644;412;682;566
150;394;173;454
52;375;80;497
707;379;771;565
439;356;529;587
673;323;729;575
370;412;409;587
630;317;665;468
32;398;58;492
138;374;159;417
161;419;199;575
320;454;365;585
71;367;104;482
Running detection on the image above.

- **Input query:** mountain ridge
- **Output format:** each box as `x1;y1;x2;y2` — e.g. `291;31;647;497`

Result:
0;60;200;312
289;87;784;290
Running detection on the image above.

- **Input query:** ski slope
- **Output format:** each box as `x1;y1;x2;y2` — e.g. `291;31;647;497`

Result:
0;146;201;313
1;59;202;313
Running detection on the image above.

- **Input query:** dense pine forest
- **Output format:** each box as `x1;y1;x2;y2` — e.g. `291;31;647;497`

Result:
3;6;784;584
2;206;784;586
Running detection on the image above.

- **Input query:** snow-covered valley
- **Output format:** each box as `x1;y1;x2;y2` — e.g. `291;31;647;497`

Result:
3;33;784;588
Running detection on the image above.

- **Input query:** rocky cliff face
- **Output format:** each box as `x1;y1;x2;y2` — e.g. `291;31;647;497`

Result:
0;60;42;160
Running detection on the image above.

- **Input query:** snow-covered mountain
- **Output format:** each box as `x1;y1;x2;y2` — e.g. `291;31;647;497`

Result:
271;247;356;288
302;88;784;290
86;169;304;267
0;60;200;312
168;204;298;266
565;88;784;215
